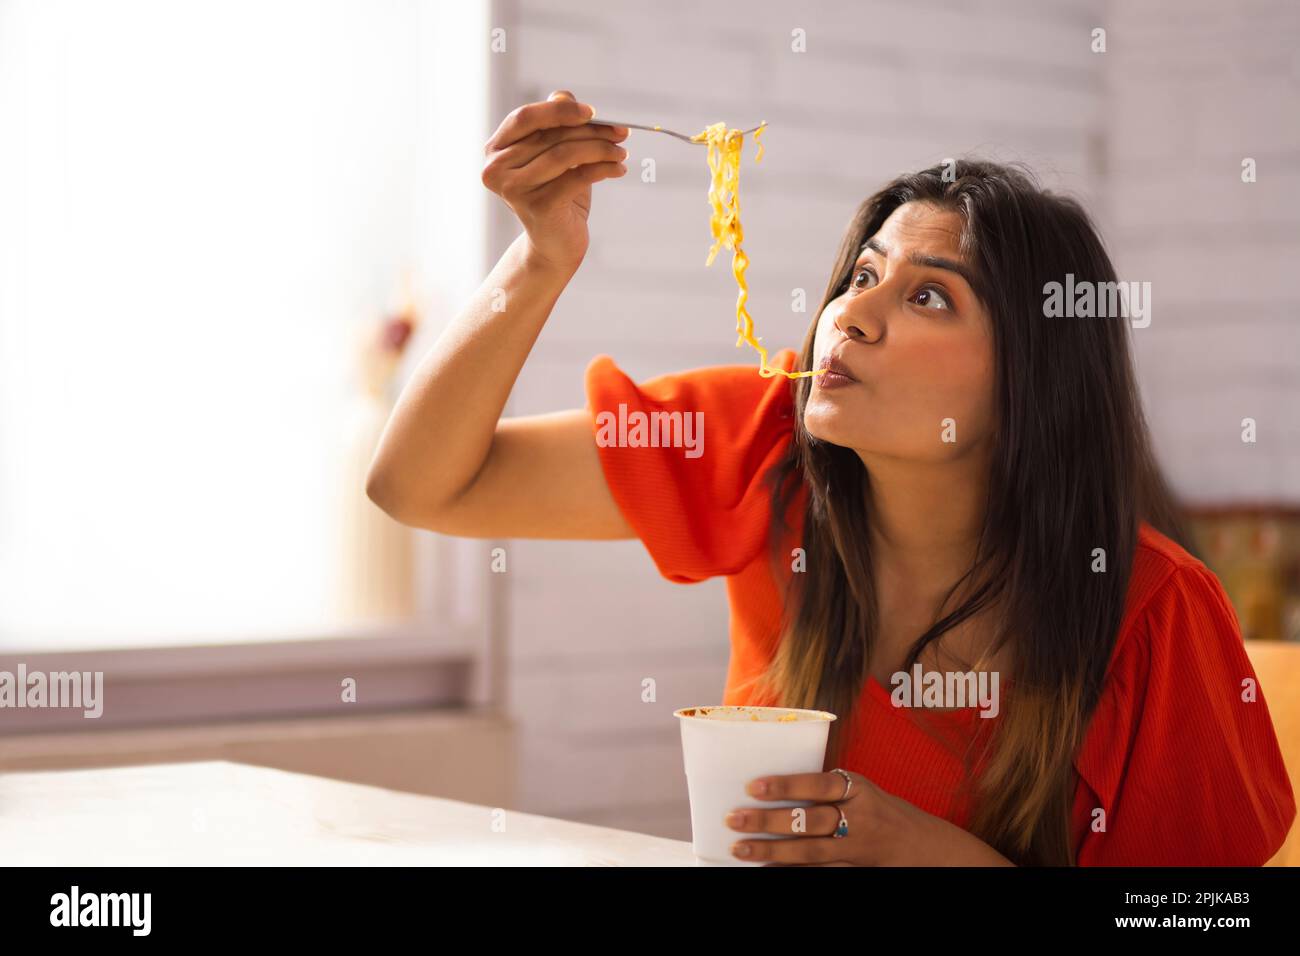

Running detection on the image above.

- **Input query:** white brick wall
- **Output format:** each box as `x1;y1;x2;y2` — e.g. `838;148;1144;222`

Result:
484;0;1296;840
1102;0;1300;503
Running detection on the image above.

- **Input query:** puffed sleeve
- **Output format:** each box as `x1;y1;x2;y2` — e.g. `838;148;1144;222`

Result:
583;349;799;583
1074;563;1296;865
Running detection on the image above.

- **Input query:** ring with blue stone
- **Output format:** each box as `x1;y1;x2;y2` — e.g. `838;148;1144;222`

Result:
832;805;849;838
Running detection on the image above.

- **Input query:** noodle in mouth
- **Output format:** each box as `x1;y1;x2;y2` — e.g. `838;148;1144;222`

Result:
689;121;824;380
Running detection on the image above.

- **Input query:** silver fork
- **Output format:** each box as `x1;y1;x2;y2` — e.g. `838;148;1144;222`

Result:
587;118;766;145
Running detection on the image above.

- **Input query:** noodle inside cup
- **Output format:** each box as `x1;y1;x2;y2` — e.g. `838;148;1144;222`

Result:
674;705;837;866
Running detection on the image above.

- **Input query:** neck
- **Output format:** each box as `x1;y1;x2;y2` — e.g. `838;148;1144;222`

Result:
859;451;990;594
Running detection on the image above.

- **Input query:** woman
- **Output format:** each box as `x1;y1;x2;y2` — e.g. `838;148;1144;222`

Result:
367;91;1296;866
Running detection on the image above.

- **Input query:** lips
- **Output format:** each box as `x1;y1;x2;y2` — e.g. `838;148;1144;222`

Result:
816;352;858;381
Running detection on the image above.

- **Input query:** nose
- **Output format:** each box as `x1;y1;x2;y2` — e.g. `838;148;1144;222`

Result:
833;299;883;345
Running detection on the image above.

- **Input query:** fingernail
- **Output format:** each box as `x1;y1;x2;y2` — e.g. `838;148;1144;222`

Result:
725;811;745;828
747;779;768;796
585;104;596;119
732;843;751;858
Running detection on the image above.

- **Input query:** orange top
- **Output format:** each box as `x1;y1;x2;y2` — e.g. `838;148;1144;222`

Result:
585;348;1296;865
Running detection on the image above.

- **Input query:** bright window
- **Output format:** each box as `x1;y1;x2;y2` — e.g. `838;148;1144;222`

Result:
0;0;490;651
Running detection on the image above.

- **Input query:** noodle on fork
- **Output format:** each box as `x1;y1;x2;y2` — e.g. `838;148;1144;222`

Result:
689;121;822;380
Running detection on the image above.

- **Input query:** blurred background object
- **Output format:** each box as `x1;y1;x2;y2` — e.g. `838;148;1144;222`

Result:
1191;509;1300;643
337;289;420;626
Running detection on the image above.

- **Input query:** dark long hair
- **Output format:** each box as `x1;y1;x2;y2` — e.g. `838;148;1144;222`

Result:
751;159;1193;866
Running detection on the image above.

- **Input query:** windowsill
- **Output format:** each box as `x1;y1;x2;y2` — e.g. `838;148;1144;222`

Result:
0;623;480;734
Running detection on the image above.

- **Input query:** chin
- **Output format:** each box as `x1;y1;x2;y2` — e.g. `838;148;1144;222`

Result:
801;404;861;448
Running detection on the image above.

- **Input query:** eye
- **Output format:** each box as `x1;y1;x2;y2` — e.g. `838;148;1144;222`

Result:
848;265;877;291
912;286;952;311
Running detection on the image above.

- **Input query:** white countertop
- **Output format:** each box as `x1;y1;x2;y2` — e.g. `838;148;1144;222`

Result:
0;760;697;866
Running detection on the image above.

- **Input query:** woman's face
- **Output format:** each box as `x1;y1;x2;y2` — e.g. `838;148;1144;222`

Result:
804;201;996;463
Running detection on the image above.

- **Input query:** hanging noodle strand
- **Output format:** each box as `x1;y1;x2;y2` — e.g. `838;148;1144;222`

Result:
688;120;823;379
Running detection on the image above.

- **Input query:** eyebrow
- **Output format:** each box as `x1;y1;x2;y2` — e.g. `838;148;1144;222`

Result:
859;237;978;290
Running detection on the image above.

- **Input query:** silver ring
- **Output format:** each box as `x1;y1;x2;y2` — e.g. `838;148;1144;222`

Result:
832;804;849;839
830;768;853;801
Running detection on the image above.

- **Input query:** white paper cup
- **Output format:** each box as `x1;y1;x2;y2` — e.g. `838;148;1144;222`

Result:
674;705;838;866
